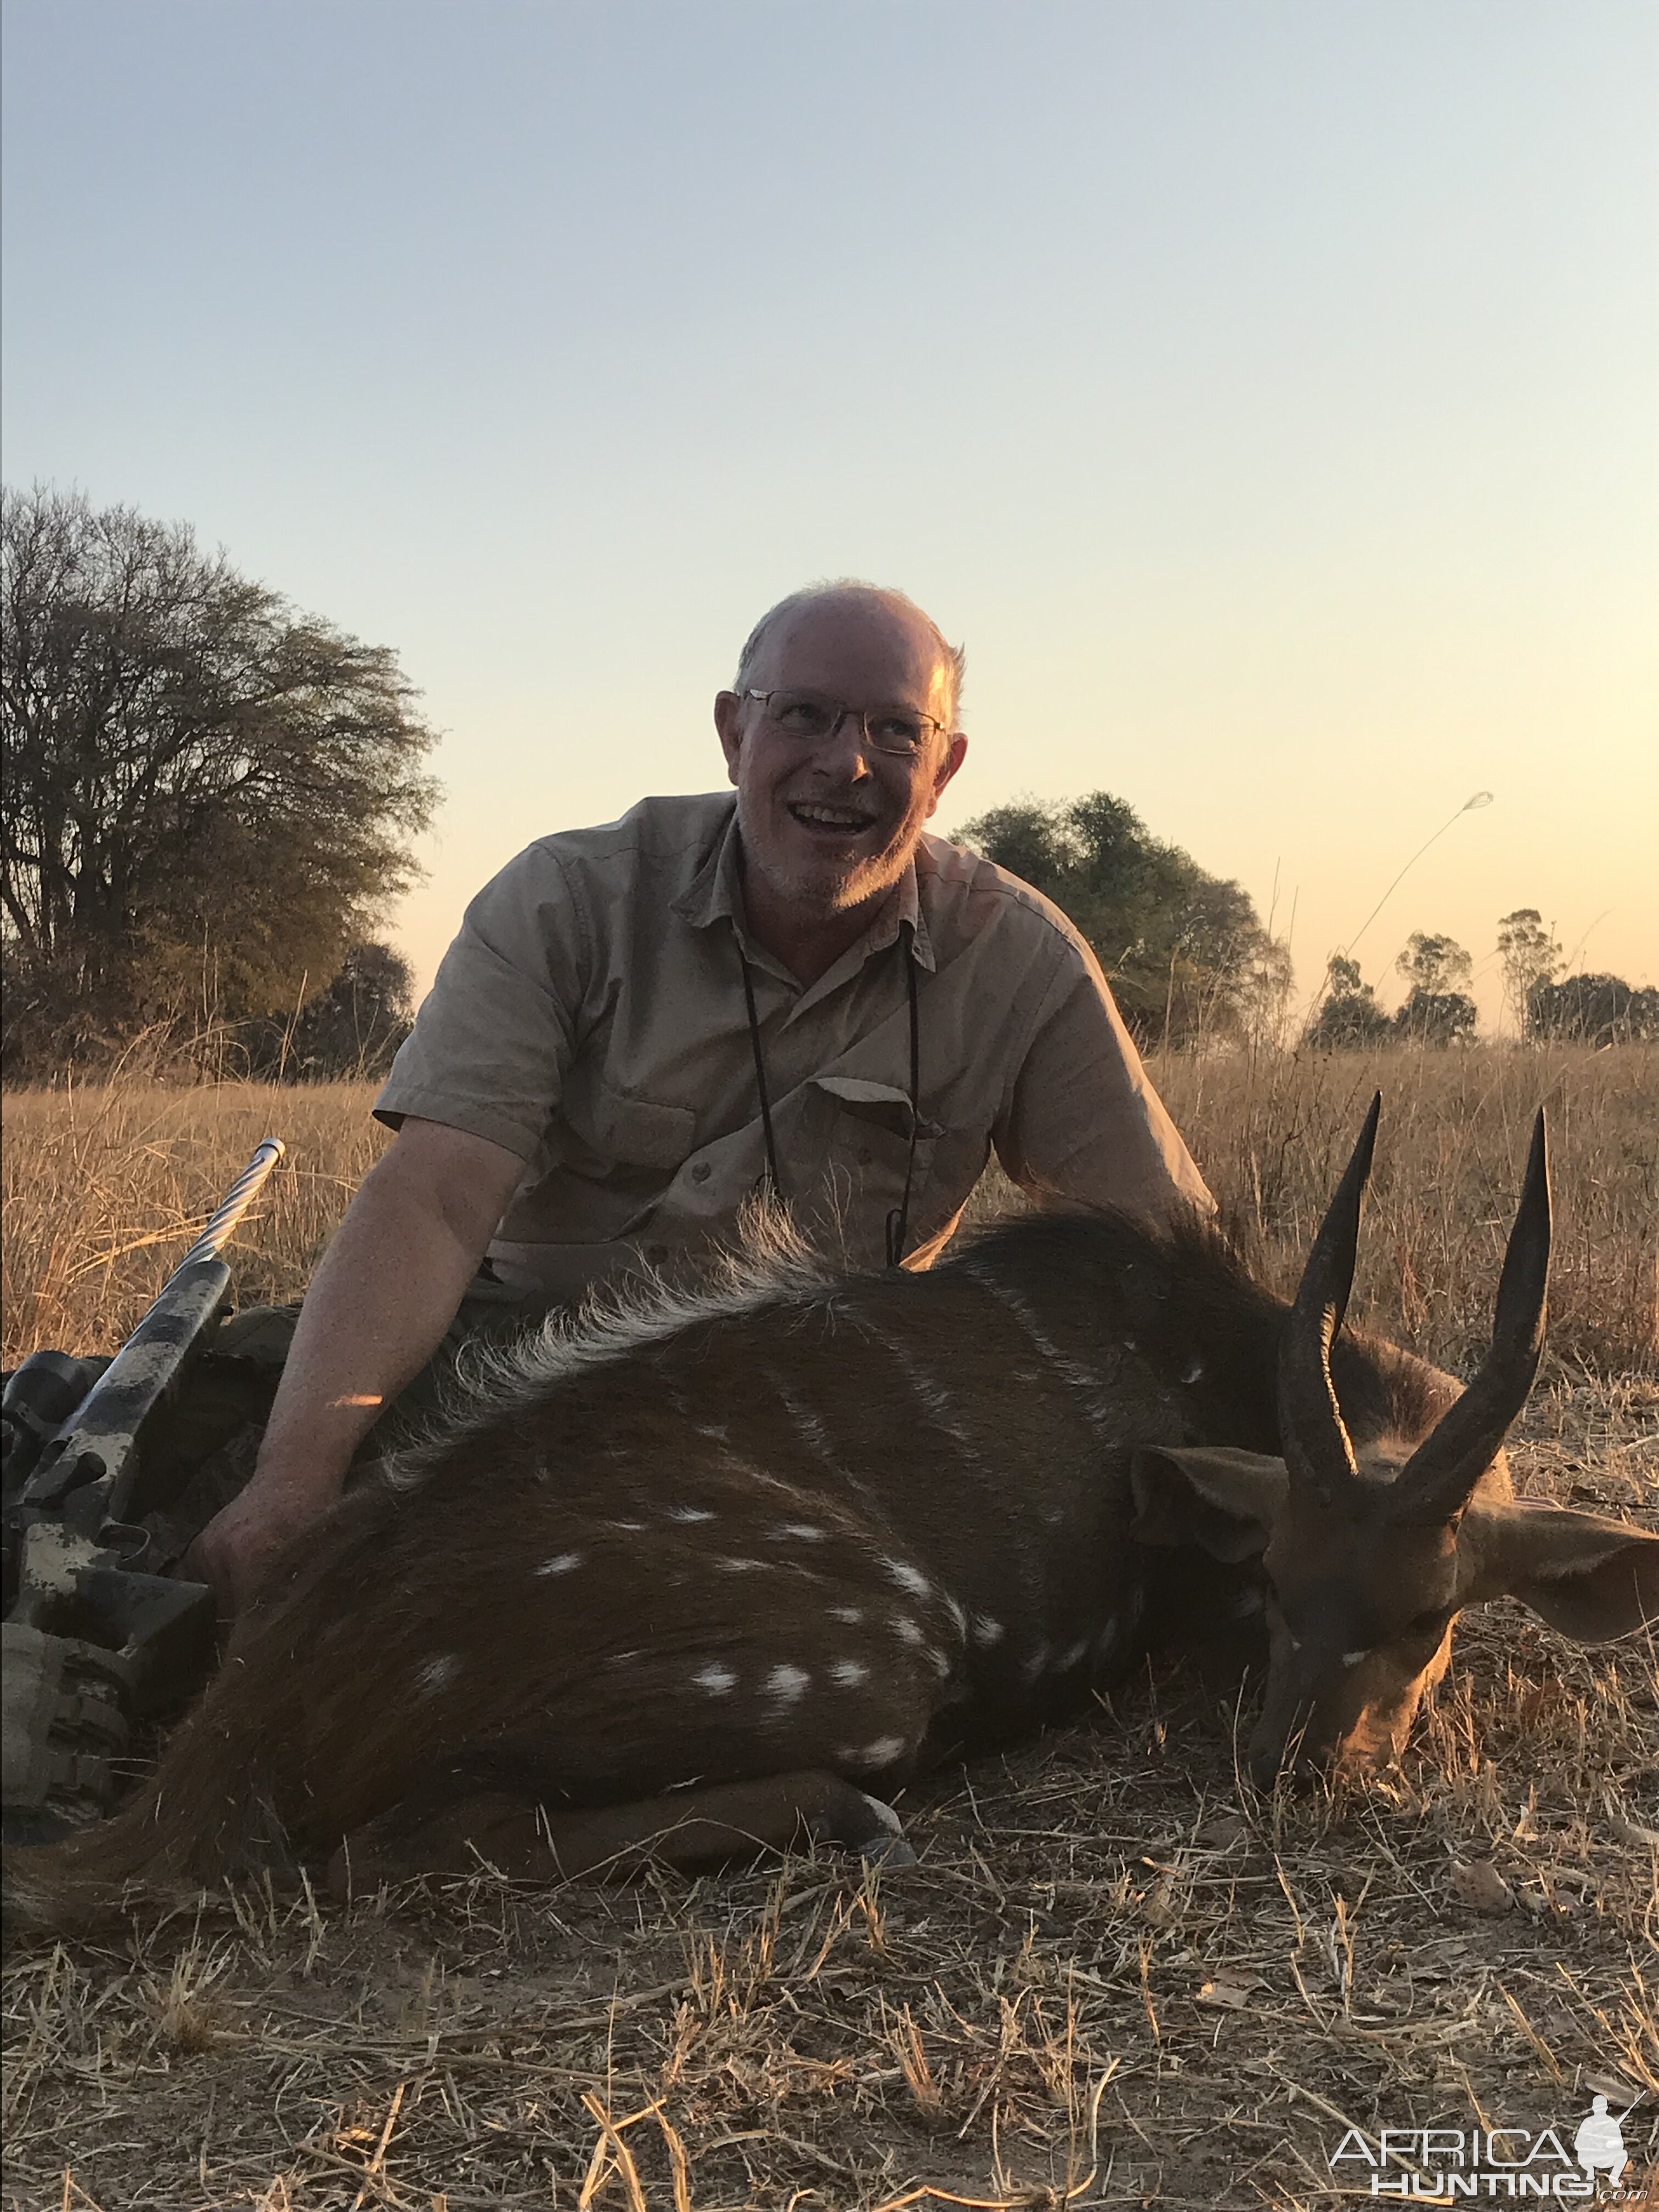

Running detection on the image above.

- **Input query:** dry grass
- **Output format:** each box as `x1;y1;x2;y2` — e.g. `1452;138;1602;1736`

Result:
3;1048;1657;2208
1;1082;390;1368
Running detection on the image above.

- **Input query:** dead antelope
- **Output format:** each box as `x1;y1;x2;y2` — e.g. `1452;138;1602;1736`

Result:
6;1102;1655;1932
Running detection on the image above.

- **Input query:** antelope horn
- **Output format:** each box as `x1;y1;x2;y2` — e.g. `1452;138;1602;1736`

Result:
1386;1109;1551;1525
1277;1093;1381;1507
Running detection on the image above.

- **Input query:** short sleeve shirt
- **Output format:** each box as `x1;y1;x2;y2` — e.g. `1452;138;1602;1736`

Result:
375;793;1212;1300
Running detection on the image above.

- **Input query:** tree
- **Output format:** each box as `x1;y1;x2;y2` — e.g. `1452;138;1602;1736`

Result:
1;486;438;1073
1392;931;1476;1045
1303;955;1395;1050
1526;973;1659;1047
1393;984;1477;1046
960;792;1290;1047
1396;931;1472;996
252;939;416;1079
1496;910;1560;1037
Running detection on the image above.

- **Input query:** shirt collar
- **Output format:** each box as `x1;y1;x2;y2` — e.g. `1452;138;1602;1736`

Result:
672;804;937;975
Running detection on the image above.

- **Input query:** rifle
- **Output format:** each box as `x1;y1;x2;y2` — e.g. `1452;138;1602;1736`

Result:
1;1138;286;1844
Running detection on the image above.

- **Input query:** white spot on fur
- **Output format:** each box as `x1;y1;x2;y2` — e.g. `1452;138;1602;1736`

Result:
766;1663;811;1705
927;1647;952;1679
1228;1588;1263;1618
1341;1649;1370;1669
716;1555;764;1573
606;1519;645;1532
884;1559;930;1600
971;1613;1005;1647
830;1658;870;1688
888;1345;984;1462
694;1663;737;1694
416;1655;460;1696
838;1736;907;1770
1020;1642;1051;1683
536;1551;583;1578
1182;1355;1204;1384
894;1617;926;1646
960;1268;1120;1436
665;1504;714;1523
774;1522;826;1542
831;1605;865;1625
1058;1639;1089;1671
943;1593;967;1634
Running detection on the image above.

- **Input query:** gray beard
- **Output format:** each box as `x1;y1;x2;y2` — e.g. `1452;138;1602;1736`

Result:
734;789;913;918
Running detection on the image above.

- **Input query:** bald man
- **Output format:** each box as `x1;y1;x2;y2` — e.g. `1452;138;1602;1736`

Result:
189;582;1210;1609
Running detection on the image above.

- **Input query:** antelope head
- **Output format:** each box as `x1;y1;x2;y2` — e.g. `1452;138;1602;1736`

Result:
1132;1099;1658;1789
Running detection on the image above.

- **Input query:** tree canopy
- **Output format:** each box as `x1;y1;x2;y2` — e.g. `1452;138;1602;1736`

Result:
1;487;438;1074
1391;932;1476;1045
1526;972;1659;1047
959;792;1290;1047
1302;955;1393;1049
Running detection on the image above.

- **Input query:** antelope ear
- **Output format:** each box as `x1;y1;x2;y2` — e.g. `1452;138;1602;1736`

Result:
1130;1447;1288;1562
1459;1500;1659;1642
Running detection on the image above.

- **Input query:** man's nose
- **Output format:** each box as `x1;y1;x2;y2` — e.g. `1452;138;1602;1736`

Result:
813;708;873;777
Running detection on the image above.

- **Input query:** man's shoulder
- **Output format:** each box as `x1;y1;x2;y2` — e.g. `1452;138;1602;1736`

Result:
476;794;733;902
915;831;1093;964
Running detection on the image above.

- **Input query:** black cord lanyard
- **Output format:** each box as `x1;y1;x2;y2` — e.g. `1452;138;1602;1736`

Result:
737;935;922;1269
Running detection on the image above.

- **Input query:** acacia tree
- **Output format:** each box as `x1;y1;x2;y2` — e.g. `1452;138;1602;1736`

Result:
961;792;1291;1047
2;487;438;1072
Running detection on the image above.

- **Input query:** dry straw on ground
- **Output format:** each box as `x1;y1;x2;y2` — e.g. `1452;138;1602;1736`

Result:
3;1046;1656;2208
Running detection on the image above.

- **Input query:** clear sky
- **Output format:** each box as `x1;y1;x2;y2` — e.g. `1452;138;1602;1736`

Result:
4;0;1655;1026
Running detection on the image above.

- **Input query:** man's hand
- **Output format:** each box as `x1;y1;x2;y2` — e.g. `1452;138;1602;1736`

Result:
182;1475;335;1619
184;1117;524;1616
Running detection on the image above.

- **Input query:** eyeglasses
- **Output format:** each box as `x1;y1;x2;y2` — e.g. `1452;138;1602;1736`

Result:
744;689;945;758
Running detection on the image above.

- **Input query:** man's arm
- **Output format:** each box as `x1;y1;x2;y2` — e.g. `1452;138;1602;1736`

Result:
994;938;1213;1225
185;1116;526;1614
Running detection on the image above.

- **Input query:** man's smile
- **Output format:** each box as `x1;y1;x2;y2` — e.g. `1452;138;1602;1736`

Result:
785;799;881;836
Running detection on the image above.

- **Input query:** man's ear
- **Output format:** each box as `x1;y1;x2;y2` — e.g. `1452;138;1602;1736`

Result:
1130;1446;1287;1561
1459;1500;1659;1642
926;732;968;813
714;690;744;783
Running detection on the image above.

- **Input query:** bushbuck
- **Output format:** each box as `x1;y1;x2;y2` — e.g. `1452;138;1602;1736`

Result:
6;1103;1655;1932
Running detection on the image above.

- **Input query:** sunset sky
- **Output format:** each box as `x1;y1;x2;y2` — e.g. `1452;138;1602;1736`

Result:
4;1;1654;1028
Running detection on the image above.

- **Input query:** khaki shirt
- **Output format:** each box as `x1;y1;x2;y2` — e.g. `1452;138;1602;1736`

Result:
376;793;1211;1299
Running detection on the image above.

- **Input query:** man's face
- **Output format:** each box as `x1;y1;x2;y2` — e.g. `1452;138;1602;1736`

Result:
714;596;968;919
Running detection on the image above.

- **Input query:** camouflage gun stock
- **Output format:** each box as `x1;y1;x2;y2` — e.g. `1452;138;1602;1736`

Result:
2;1138;286;1844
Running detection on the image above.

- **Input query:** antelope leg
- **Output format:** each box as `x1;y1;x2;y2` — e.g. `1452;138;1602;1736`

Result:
328;1768;913;1893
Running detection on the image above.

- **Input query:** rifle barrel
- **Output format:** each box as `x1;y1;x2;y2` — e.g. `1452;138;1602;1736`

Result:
174;1137;286;1275
17;1137;289;1517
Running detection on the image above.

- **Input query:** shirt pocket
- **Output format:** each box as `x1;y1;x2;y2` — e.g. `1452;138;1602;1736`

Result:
804;1076;941;1261
590;1081;697;1171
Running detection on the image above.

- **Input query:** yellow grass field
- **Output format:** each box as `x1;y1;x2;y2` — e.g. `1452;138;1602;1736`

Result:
3;1046;1656;2209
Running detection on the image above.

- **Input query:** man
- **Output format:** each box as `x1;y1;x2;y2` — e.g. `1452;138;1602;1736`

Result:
189;581;1209;1610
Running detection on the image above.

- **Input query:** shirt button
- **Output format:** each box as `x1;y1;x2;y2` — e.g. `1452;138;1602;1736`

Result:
690;1161;712;1183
